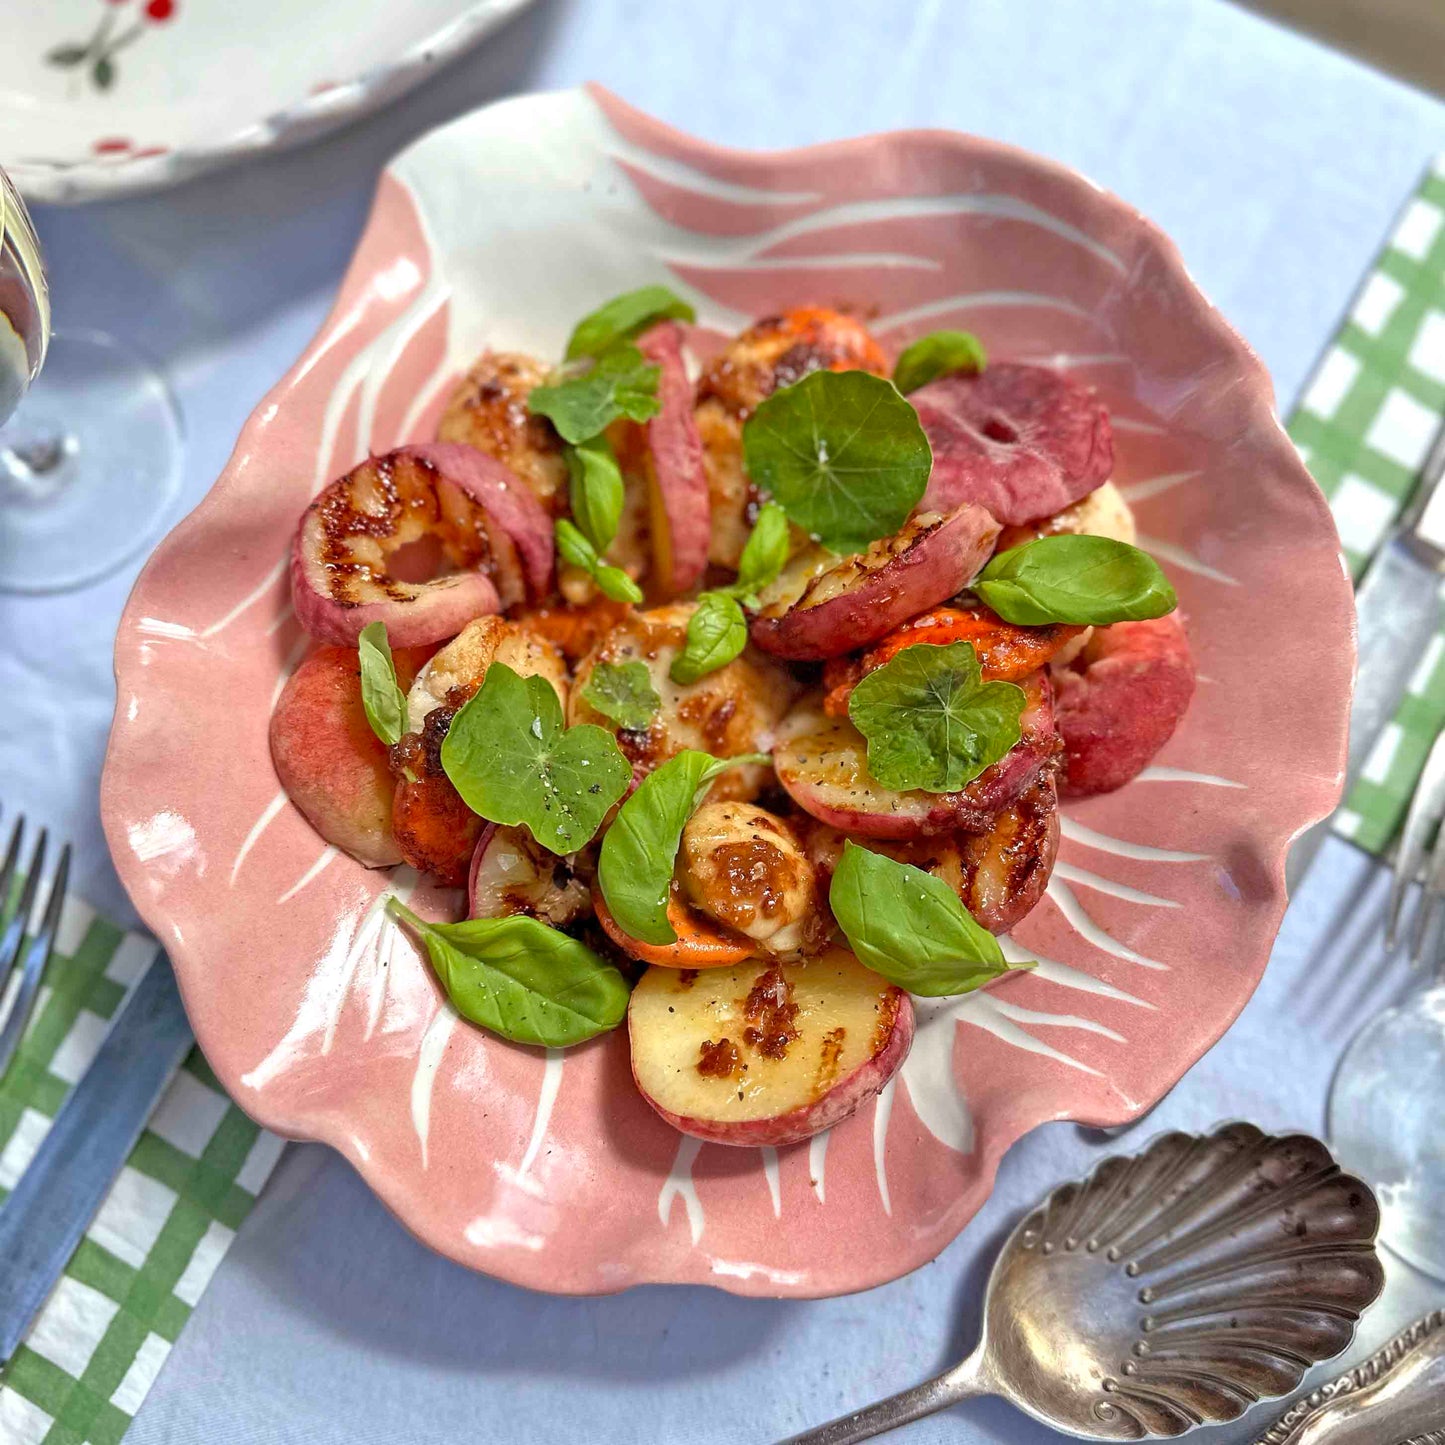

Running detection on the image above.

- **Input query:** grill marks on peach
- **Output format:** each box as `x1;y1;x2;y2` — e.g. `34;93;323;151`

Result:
315;453;493;606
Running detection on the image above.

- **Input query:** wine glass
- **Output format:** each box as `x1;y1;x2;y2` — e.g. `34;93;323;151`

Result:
1329;967;1445;1281
0;167;182;592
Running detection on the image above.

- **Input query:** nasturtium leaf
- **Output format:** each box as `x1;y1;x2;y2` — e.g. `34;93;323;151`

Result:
440;661;631;854
730;500;790;604
387;899;629;1047
670;592;748;685
974;533;1178;626
566;434;625;554
742;370;932;554
597;750;769;946
528;343;661;445
565;284;697;361
829;842;1016;995
847;641;1025;793
554;519;645;606
581;660;661;731
357;621;407;747
892;329;987;393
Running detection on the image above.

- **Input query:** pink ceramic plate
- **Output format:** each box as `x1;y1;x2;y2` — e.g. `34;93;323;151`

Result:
101;87;1353;1297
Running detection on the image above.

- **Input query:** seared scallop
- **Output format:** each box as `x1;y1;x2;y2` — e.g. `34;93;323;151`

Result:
679;802;818;954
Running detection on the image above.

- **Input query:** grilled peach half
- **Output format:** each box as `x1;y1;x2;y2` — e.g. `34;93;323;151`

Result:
269;643;427;868
629;948;913;1146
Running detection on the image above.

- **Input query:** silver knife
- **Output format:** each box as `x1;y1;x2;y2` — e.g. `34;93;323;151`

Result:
0;948;193;1363
1287;424;1445;889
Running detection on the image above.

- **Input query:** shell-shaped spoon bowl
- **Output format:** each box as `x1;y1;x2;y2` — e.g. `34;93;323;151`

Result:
788;1123;1385;1444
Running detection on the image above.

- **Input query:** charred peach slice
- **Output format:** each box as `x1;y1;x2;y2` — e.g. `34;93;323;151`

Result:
628;948;912;1146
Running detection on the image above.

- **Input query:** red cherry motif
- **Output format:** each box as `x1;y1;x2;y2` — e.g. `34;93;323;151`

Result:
93;138;134;154
145;0;175;20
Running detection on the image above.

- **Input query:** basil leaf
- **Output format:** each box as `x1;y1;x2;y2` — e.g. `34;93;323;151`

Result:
848;640;1025;793
670;592;748;685
565;284;696;361
974;533;1178;626
566;434;624;554
731;500;790;604
597;749;769;945
528;343;661;445
388;899;628;1047
357;621;407;747
440;661;631;854
581;660;660;731
830;843;1013;995
742;370;932;554
554;519;645;606
892;329;987;393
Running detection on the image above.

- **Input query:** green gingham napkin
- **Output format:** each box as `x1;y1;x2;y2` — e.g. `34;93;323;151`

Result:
0;896;282;1444
1289;157;1445;854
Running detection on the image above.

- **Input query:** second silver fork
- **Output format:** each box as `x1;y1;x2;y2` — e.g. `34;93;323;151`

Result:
1385;724;1445;963
0;813;71;1078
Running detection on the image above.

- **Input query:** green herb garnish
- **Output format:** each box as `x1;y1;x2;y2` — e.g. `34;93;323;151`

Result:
555;519;644;606
388;899;629;1047
565;433;625;554
974;533;1178;626
670;592;749;686
581;660;661;731
829;843;1019;995
440;662;631;854
730;500;790;605
357;621;407;747
528;343;661;445
847;641;1025;793
597;750;769;945
565;284;696;361
742;370;932;554
892;330;987;393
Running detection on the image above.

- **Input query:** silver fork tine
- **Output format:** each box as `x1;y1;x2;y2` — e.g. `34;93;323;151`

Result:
1408;799;1445;963
0;815;23;925
0;826;44;999
0;841;69;1079
1385;728;1445;947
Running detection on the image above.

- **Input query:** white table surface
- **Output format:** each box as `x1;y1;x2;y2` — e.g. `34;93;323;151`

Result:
4;0;1444;1439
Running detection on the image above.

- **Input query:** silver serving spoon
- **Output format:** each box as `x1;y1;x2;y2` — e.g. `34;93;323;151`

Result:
785;1123;1384;1443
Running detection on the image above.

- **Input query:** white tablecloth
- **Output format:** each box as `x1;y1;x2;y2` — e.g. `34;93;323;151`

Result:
6;0;1443;1439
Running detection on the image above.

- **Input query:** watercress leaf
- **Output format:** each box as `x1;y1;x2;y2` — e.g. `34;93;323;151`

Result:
597;749;769;945
566;434;625;554
742;370;932;554
974;533;1178;626
731;500;790;603
565;284;697;361
357;621;407;747
892;329;987;393
555;519;646;605
847;640;1025;793
440;661;631;854
388;899;629;1047
670;592;748;685
581;660;661;731
528;343;661;444
829;842;1014;995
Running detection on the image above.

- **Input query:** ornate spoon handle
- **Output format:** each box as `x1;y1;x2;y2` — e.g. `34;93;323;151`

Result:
779;1352;990;1445
1251;1310;1445;1445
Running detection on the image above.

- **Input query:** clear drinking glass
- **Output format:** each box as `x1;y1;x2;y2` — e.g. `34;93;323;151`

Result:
0;167;182;592
1328;975;1445;1281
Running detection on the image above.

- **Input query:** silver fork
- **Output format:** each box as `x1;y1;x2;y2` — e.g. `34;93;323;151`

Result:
1384;725;1445;961
0;813;71;1078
